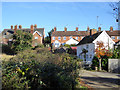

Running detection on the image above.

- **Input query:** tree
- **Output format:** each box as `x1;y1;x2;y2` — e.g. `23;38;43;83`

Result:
109;2;119;22
44;29;54;44
95;41;112;71
11;30;33;53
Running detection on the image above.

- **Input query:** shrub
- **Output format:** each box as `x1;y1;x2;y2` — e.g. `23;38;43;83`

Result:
2;48;81;89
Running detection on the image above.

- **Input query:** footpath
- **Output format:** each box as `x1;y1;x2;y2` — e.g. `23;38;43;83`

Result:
79;70;120;89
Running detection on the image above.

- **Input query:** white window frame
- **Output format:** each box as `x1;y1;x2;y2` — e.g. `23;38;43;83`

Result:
70;36;72;39
117;36;120;39
53;37;55;40
63;36;66;40
111;36;115;39
35;36;38;39
76;37;78;40
58;36;61;40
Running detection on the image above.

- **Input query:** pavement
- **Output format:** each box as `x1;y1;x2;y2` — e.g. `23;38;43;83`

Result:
79;70;120;89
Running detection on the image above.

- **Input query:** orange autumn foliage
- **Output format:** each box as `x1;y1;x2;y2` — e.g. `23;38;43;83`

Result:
95;41;112;58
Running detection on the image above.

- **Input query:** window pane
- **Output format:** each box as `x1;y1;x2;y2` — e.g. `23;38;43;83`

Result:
35;37;38;39
53;37;55;40
58;37;61;40
64;37;66;40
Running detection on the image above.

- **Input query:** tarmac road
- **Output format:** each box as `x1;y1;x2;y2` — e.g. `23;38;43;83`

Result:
79;70;120;89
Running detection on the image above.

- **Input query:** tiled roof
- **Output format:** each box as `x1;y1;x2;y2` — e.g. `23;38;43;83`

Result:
2;28;44;39
77;31;102;45
106;30;120;36
52;31;88;36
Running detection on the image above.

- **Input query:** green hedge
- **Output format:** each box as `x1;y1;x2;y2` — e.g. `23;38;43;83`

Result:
2;48;81;89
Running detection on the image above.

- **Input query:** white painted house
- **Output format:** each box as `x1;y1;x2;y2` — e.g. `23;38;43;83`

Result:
66;38;79;45
77;31;115;65
53;40;61;48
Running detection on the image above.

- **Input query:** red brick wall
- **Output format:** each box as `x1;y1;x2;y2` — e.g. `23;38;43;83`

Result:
32;32;43;46
51;36;85;44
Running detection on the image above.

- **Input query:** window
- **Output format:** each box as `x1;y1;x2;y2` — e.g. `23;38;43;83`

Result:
70;36;72;39
58;37;61;40
63;36;66;40
35;37;38;39
86;54;88;59
111;36;115;39
53;37;55;40
117;36;120;39
90;55;92;58
76;37;78;40
86;45;89;49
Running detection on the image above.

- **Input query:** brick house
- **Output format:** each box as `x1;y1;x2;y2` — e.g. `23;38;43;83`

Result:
51;27;97;47
51;26;120;48
2;24;45;46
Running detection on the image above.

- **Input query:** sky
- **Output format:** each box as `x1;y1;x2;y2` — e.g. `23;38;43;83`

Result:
1;2;118;36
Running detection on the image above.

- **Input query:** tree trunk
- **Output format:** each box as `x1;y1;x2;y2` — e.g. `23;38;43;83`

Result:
99;58;102;71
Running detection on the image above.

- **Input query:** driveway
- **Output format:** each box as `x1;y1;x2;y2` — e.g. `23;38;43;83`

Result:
79;70;120;88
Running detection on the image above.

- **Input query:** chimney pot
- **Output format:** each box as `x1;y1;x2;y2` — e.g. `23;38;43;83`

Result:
98;27;101;32
64;27;67;32
110;26;113;32
19;25;22;29
11;25;13;29
31;25;34;34
76;27;78;31
14;25;17;34
54;27;56;32
34;24;37;29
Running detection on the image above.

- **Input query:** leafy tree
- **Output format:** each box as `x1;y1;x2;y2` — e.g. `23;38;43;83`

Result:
11;30;33;53
44;29;54;44
95;41;112;71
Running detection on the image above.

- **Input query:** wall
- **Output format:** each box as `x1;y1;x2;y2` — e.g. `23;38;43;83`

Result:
51;36;84;44
77;43;95;64
32;32;42;46
108;59;120;73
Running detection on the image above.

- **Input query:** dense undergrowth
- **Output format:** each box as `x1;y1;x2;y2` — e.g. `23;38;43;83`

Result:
2;48;82;89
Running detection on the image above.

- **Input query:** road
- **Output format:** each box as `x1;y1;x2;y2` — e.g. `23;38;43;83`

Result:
79;70;120;89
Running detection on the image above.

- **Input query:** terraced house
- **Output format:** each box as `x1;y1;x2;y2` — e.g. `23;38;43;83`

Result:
51;26;120;48
2;24;45;46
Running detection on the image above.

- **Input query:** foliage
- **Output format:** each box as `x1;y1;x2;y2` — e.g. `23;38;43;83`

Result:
95;41;112;71
1;44;15;55
32;44;44;50
64;44;76;48
92;56;99;68
44;29;54;44
11;30;33;53
2;48;81;89
110;49;120;59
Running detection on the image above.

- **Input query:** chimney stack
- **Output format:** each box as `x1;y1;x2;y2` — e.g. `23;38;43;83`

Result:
76;27;78;31
34;24;37;29
110;26;113;32
11;25;13;29
19;25;22;29
64;27;67;32
54;27;56;32
14;25;17;33
31;25;34;34
98;27;101;32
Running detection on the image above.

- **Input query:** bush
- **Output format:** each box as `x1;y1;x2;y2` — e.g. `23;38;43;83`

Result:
32;44;44;50
1;44;14;55
2;48;81;89
91;56;99;70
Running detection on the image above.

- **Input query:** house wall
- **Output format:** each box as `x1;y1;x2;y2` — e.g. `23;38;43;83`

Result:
93;31;115;50
51;36;84;44
77;43;95;64
32;32;42;46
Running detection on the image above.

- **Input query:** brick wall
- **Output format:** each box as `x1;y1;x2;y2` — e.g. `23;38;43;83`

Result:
32;32;42;46
51;36;84;44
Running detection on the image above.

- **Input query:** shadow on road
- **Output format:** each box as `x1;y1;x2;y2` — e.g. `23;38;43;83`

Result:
81;76;120;85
